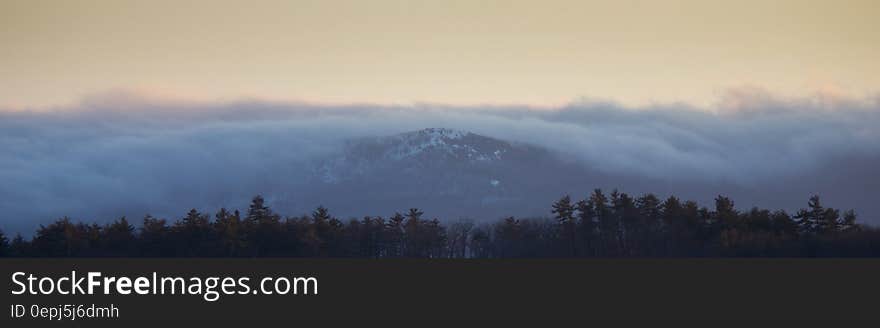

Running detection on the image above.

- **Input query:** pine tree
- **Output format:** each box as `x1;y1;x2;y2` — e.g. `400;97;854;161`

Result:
357;216;375;257
10;234;30;257
770;210;798;236
31;218;79;256
551;195;576;256
817;208;840;234
0;229;8;257
140;215;170;256
103;217;135;256
313;206;332;224
425;218;446;258
575;198;596;256
591;190;614;256
794;209;812;234
406;208;424;222
1;190;875;258
637;193;663;256
214;208;244;256
404;208;424;256
306;206;336;256
244;196;281;256
246;195;272;223
714;195;738;230
175;209;212;256
385;213;406;257
552;195;574;223
496;217;521;257
840;210;859;232
613;192;639;256
181;209;210;227
795;195;823;234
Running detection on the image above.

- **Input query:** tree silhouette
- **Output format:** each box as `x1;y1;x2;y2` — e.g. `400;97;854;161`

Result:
575;198;596;256
447;219;474;258
10;234;31;257
174;209;213;256
840;210;859;232
795;195;823;234
0;229;8;257
244;196;282;256
551;195;576;256
2;192;878;258
214;208;244;256
591;190;616;256
101;217;135;256
140;215;172;256
31;218;79;256
385;212;405;257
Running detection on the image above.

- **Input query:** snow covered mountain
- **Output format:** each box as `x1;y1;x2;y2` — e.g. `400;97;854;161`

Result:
316;128;537;184
288;128;601;219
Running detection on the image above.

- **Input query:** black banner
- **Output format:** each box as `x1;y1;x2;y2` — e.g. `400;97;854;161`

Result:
1;259;878;327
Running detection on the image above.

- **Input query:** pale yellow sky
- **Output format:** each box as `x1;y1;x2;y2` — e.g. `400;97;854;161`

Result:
1;0;878;108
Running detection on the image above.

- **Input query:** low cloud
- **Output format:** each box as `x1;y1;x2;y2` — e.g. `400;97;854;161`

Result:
1;89;879;234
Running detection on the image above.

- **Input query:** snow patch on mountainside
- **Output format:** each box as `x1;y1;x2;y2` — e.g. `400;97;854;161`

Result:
313;128;520;184
358;128;509;162
383;128;490;160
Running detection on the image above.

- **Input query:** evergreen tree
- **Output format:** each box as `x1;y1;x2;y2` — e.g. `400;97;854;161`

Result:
552;195;575;223
817;208;840;234
1;191;877;258
103;217;135;256
313;206;332;224
591;190;615;255
575;198;597;256
794;209;812;234
714;195;738;230
244;196;282;256
840;210;859;232
10;234;30;257
661;196;684;255
795;195;823;234
175;209;212;256
214;208;244;256
0;229;8;257
140;215;171;256
31;218;79;257
425;218;447;258
613;192;639;256
356;216;377;257
770;210;798;237
636;194;663;256
247;195;270;220
551;195;576;256
385;212;406;257
404;208;424;257
303;206;342;256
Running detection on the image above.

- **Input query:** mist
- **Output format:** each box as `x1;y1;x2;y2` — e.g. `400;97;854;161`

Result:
1;89;878;235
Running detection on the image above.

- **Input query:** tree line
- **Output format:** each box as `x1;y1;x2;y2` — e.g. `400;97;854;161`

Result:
1;191;878;257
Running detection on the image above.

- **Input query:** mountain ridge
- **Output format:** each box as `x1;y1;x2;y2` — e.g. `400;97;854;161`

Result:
287;128;591;219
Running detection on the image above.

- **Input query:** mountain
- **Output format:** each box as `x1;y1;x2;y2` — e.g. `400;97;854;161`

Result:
315;128;544;184
286;128;600;219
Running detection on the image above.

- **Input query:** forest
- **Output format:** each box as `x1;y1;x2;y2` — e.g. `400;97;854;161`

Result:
1;190;878;257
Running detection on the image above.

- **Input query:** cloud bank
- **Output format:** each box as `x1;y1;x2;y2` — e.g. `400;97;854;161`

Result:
1;89;879;234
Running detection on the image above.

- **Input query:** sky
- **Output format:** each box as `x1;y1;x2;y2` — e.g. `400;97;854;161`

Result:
2;0;879;108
